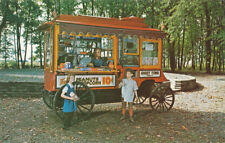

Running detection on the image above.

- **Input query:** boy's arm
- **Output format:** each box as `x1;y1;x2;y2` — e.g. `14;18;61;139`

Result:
134;90;138;97
119;80;124;88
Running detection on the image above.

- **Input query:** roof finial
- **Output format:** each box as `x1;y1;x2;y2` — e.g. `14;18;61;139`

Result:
161;21;165;31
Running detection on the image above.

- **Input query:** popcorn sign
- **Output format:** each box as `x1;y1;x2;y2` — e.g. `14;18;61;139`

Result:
56;75;116;88
75;75;115;87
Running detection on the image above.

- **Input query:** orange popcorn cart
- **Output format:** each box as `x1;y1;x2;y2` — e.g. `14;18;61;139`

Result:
39;15;174;120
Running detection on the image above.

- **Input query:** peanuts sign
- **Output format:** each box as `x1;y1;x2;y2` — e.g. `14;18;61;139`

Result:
75;75;115;87
56;75;116;88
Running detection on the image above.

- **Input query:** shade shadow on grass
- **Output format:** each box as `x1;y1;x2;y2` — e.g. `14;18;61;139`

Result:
45;106;225;143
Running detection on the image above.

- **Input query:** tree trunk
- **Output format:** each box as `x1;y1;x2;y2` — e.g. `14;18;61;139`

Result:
17;25;23;69
82;0;87;15
215;47;219;71
23;30;29;68
14;31;17;67
91;0;94;16
183;57;186;68
211;45;216;71
191;40;195;70
204;2;211;73
4;31;7;68
0;0;9;50
151;0;155;28
177;34;181;70
222;47;224;72
15;2;22;69
31;34;33;68
181;18;186;70
199;39;204;71
58;0;61;15
40;33;43;68
218;47;222;72
169;39;176;72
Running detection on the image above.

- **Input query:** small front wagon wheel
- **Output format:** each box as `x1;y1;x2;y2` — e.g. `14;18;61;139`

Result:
149;84;175;112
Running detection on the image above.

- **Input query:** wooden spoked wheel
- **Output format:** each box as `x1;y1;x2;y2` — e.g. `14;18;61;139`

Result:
53;85;65;120
149;84;175;112
133;95;148;104
134;81;155;104
75;81;95;121
53;81;95;121
42;89;54;109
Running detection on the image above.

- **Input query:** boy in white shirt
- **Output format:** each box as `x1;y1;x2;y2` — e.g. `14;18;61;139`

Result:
119;68;138;122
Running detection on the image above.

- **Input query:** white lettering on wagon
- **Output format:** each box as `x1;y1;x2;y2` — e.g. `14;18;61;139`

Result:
75;75;115;87
56;75;116;88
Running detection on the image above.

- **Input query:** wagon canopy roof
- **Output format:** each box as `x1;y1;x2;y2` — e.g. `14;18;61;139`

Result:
40;15;166;38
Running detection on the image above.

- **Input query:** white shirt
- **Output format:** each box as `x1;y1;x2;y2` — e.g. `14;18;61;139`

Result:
121;78;138;102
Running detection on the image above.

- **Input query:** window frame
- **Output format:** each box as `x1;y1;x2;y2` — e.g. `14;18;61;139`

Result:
140;38;162;69
123;35;139;55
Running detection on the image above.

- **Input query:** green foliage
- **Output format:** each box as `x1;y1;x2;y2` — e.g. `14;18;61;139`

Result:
0;0;224;72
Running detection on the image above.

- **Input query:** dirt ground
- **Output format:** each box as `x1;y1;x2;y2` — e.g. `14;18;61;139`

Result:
0;74;225;143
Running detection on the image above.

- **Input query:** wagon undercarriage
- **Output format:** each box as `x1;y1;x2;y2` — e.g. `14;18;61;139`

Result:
43;81;175;122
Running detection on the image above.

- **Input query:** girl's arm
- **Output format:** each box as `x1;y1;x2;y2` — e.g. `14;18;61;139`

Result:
61;91;74;100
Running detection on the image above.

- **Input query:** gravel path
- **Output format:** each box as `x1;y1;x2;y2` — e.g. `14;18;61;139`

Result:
174;75;225;112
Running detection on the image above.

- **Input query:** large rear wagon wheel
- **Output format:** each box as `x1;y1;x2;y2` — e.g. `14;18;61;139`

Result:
133;95;148;104
53;81;95;121
149;83;175;112
42;89;54;109
75;81;95;121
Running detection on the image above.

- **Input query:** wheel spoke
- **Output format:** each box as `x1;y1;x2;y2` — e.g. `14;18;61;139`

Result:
164;100;172;106
79;90;89;99
138;97;142;103
150;84;175;112
155;103;160;110
79;104;91;112
77;105;84;114
163;102;169;110
152;100;159;107
161;103;164;111
151;99;158;103
165;95;173;99
52;81;95;122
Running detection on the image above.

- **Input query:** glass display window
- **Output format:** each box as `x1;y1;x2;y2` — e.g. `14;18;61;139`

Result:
119;36;139;66
142;41;159;66
57;33;114;70
123;35;139;55
44;31;50;68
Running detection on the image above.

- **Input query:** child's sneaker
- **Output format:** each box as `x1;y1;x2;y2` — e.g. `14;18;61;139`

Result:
130;117;135;123
120;116;125;120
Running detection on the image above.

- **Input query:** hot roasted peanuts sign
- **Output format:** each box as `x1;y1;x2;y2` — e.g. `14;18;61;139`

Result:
56;75;116;88
75;75;115;87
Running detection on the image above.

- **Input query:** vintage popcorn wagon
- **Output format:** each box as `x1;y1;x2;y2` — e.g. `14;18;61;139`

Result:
39;15;175;120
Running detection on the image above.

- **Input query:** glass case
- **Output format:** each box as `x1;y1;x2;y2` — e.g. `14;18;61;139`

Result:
142;41;159;66
57;33;114;72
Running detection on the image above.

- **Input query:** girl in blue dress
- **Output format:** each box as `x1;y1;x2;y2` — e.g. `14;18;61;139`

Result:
61;75;79;130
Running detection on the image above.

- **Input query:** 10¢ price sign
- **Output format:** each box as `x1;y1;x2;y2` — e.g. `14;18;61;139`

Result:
75;75;116;87
56;75;116;88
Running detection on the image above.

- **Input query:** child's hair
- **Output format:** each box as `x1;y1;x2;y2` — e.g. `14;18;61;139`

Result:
94;48;101;52
125;68;135;77
66;74;73;83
